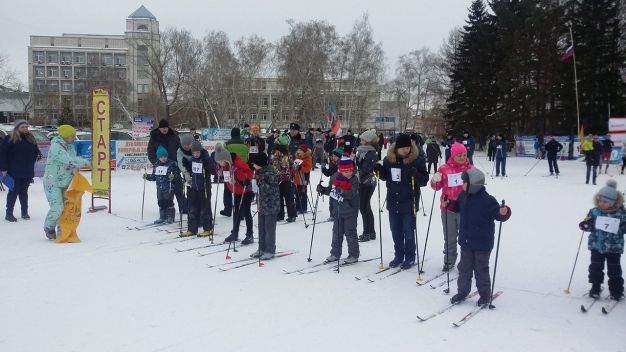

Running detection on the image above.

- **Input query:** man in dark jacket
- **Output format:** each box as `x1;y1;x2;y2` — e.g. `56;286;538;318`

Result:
288;123;303;157
586;135;603;185
544;135;563;176
339;130;357;155
324;130;336;157
601;134;615;174
493;134;507;177
461;130;476;165
306;128;315;150
488;135;497;161
266;129;279;156
147;119;186;213
442;131;455;163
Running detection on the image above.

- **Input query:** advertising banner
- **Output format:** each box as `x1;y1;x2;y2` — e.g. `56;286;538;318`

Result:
116;140;151;170
132;116;154;138
515;135;580;159
74;141;116;170
201;128;232;141
92;87;111;197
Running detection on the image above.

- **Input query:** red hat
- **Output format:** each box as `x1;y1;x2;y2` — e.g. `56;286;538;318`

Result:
338;156;354;172
298;144;308;152
548;135;554;139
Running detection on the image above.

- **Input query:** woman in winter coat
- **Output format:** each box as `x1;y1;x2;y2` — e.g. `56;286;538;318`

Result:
425;138;442;174
270;136;297;222
0;120;43;222
42;125;90;239
294;144;312;213
356;130;379;242
430;142;474;271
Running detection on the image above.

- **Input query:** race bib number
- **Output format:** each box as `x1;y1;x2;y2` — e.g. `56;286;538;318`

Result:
330;186;344;202
294;159;303;166
223;171;231;183
345;142;350;145
447;172;463;187
462;140;468;145
191;162;202;174
497;145;502;149
391;168;401;182
595;216;620;234
249;146;258;154
155;166;167;176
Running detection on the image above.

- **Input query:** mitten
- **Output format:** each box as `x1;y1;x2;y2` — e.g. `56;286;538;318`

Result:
142;174;148;180
373;163;383;174
168;173;175;181
579;220;593;231
316;184;325;194
432;172;442;183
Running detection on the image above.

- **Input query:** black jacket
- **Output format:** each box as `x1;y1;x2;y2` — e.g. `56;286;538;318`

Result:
338;135;357;154
544;139;563;156
454;188;510;251
289;133;304;157
183;149;215;191
585;141;603;166
147;128;180;168
0;134;41;179
426;142;441;163
266;135;276;156
324;135;336;154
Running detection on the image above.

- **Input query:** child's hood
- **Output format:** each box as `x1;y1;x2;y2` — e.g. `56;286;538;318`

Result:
296;149;312;159
593;193;625;213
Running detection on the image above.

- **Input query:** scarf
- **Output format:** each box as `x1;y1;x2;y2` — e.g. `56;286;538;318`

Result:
357;145;376;162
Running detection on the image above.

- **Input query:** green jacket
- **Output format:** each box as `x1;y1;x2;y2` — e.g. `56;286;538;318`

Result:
43;136;90;188
225;138;249;162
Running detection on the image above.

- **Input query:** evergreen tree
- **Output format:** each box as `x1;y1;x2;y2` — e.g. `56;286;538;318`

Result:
58;98;74;126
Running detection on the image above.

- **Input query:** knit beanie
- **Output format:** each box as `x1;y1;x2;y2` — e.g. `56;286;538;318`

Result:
252;152;269;168
58;125;77;139
338;156;354;172
331;148;344;158
158;119;169;128
597;179;619;206
451;142;467;158
156;145;168;159
298;144;308;152
231;128;241;139
191;141;203;152
360;130;378;143
180;133;194;146
13;119;28;130
278;135;289;146
214;144;232;164
395;134;412;149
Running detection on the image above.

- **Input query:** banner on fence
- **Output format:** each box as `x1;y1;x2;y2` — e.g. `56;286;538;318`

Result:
201;128;232;141
132;116;154;138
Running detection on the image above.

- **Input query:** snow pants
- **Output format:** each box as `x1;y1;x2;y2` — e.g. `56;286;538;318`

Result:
187;188;212;234
313;146;324;166
295;184;308;213
589;249;623;295
258;214;277;254
389;212;416;262
457;247;492;298
330;211;359;258
157;188;175;221
6;177;31;215
278;181;296;220
232;191;254;237
441;210;460;266
495;156;506;176
359;185;376;235
43;181;66;229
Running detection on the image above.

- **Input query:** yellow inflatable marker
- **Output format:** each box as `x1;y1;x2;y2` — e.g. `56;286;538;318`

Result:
55;172;94;244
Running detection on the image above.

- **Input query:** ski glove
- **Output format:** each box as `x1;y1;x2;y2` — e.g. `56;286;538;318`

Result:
409;167;418;176
168;173;175;181
142;174;148;180
579;220;594;232
432;172;442;183
183;172;191;183
373;163;384;174
316;184;325;194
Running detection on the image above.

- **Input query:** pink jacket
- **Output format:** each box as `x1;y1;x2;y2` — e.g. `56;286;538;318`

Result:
430;158;474;210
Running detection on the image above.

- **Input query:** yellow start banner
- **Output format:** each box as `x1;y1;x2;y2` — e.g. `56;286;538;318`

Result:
91;87;111;197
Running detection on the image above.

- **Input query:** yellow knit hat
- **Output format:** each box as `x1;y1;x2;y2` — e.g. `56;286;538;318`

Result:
58;125;77;139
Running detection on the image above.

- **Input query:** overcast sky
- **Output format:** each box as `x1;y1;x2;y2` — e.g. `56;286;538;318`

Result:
0;0;474;86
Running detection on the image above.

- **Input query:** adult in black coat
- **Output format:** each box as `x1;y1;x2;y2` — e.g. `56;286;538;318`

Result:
265;129;279;156
147;119;186;213
585;135;602;185
544;135;563;175
426;138;442;173
324;131;336;157
0;120;43;221
288;123;304;157
338;130;357;155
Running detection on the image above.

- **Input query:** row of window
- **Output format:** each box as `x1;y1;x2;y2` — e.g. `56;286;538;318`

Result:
34;67;126;80
34;81;127;93
223;112;343;121
33;52;127;66
227;98;363;108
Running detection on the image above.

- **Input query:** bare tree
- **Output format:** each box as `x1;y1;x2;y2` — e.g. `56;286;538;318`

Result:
0;52;20;89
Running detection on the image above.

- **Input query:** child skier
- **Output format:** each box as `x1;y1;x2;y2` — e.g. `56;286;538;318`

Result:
579;179;625;300
294;144;312;213
444;168;512;306
143;146;180;224
317;156;360;264
270;136;297;222
322;148;343;220
180;141;216;237
374;134;429;269
250;153;280;260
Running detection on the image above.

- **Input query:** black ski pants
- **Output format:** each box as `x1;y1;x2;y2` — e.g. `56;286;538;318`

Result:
359;185;376;235
6;177;31;215
589;249;623;295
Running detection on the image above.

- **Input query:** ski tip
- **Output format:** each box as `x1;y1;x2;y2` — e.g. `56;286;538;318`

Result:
581;305;587;312
416;316;425;321
258;263;264;267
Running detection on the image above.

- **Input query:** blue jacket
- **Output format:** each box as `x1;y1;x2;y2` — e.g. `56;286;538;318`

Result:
442;137;455;160
455;188;510;251
146;159;180;191
0;133;41;178
601;139;614;154
493;139;507;159
583;196;626;254
182;149;215;191
461;135;476;154
378;143;429;215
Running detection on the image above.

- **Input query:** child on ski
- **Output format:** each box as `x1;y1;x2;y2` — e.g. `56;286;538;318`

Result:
250;152;280;260
317;156;360;264
373;134;429;269
322;147;343;221
294;144;312;213
180;141;216;237
144;146;180;224
444;168;511;306
579;179;625;300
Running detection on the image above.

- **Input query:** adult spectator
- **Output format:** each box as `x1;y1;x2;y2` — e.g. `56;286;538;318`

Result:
585;134;602;185
410;133;426;158
221;127;249;217
147;119;186;213
288;123;304;157
266;129;279;156
493;133;507;177
426;137;441;174
488;135;497;161
312;128;326;169
42;125;90;239
461;130;476;165
189;127;201;141
306;128;315;150
601;134;615;174
0;120;43;222
377;132;385;159
544;135;563;176
441;131;455;163
246;126;266;164
339;129;357;155
324;130;336;157
177;133;195;185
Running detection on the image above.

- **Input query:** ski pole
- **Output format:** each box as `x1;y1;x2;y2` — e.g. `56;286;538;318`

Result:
335;207;341;273
474;157;489;175
211;174;220;244
420;193;426;216
564;228;586;295
524;158;542;176
307;174;324;262
180;178;186;235
412;176;422;281
294;182;309;228
380;198;387;213
226;170;243;260
141;167;147;220
490;153;496;179
443;194;451;294
418;184;438;276
489;200;506;309
377;171;384;269
255;173;264;267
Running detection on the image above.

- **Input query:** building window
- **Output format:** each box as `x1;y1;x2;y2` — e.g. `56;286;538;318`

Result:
48;53;58;63
262;113;267;121
36;97;44;106
116;69;126;80
62;82;72;92
76;82;85;92
76;96;86;106
251;113;257;120
294;112;299;120
62;69;71;78
137;98;143;110
35;67;44;77
105;44;109;48
88;54;99;65
35;81;45;91
48;68;58;77
137;84;150;94
116;55;126;65
137;57;149;66
102;55;112;65
137;25;148;31
49;82;58;91
75;54;84;64
62;54;71;63
283;113;288;121
34;52;44;63
137;69;149;79
272;98;278;107
263;97;268;106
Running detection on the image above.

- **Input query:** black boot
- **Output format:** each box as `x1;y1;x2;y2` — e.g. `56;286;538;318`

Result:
450;294;467;304
5;212;17;222
21;212;30;220
358;233;371;242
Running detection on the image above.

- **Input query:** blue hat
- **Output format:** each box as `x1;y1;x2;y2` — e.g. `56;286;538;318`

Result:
156;146;168;159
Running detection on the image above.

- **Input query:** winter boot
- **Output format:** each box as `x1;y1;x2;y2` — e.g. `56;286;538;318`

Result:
198;229;213;237
154;208;166;224
401;260;416;270
219;210;231;217
166;207;176;224
609;292;625;301
241;235;254;245
224;232;238;242
343;257;358;265
180;231;195;238
250;250;263;258
260;252;275;260
44;227;56;240
5;212;17;222
369;233;376;240
389;257;403;268
450;294;467;304
589;284;601;299
21;212;30;220
442;263;455;272
476;295;491;306
286;217;296;223
324;255;338;264
358;233;371;242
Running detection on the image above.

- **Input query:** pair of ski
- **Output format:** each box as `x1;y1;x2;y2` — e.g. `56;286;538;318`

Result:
417;291;503;326
283;256;381;275
205;250;297;271
415;272;459;289
581;295;620;314
355;258;430;282
128;220;186;232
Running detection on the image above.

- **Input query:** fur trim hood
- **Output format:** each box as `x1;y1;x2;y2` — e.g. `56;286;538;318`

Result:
593;192;625;211
387;143;419;164
296;148;312;159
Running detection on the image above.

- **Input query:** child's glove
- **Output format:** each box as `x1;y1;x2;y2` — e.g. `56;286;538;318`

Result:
142;174;148;180
579;220;593;231
432;172;442;183
168;173;175;181
373;163;383;174
316;184;325;194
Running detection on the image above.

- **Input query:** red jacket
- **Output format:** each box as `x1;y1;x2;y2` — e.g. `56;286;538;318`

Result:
431;157;474;211
222;154;253;195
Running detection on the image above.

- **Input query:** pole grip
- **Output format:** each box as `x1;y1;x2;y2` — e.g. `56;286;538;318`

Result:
501;199;505;207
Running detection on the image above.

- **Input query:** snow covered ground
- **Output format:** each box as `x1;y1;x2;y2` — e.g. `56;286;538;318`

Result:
1;152;625;351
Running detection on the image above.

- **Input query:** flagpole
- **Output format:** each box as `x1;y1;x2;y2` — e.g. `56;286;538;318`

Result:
570;27;581;141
